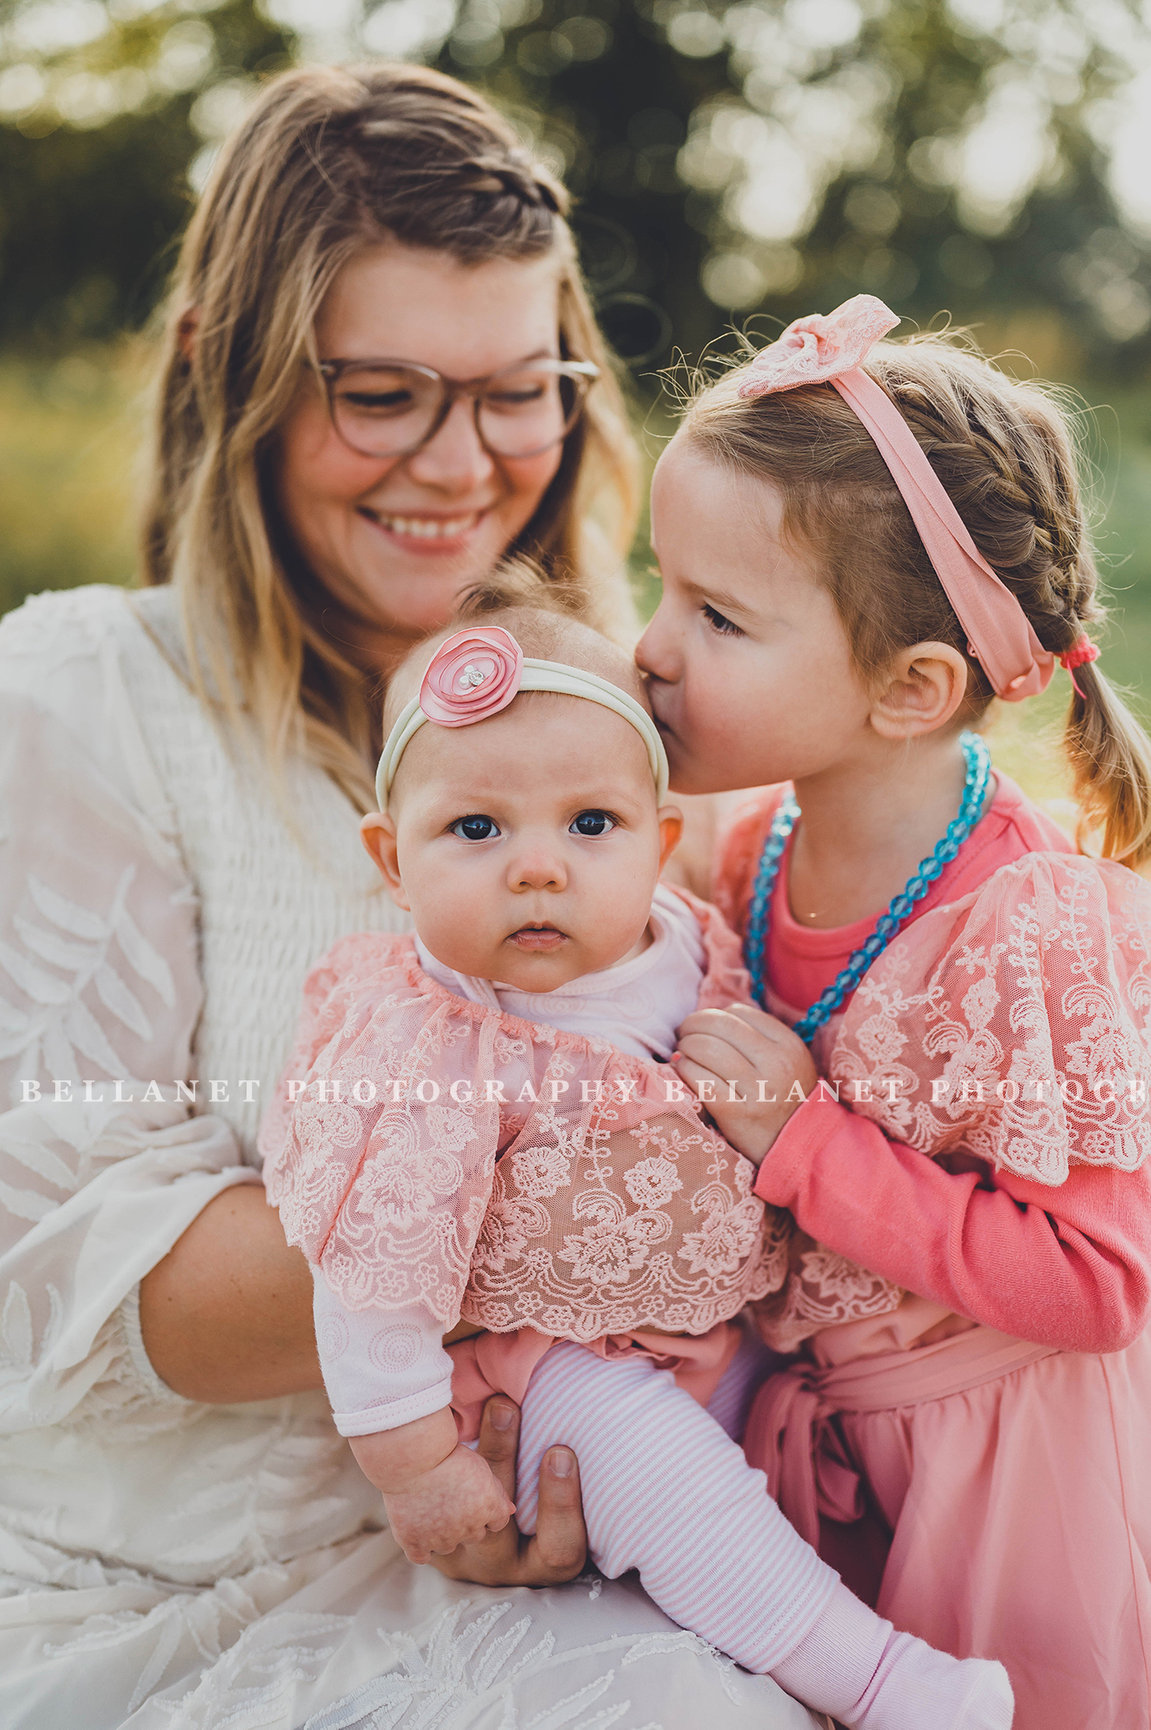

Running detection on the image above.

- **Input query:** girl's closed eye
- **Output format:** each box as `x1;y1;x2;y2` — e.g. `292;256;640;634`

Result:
570;810;616;836
702;602;742;637
451;814;500;841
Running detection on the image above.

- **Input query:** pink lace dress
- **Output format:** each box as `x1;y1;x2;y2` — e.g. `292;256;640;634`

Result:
260;889;793;1430
716;774;1151;1730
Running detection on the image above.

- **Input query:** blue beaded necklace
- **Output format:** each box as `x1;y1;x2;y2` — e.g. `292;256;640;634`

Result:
745;731;992;1043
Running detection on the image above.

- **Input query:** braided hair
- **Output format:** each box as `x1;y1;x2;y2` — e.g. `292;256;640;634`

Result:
684;333;1151;867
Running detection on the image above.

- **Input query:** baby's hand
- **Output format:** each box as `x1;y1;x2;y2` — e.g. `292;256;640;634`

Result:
381;1442;516;1564
674;1004;817;1165
351;1415;516;1565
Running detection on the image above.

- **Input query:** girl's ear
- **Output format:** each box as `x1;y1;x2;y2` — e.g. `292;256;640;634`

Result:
869;642;969;739
657;805;684;871
360;813;409;909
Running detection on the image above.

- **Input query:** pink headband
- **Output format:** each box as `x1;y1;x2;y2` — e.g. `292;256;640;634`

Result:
375;627;670;808
738;295;1098;702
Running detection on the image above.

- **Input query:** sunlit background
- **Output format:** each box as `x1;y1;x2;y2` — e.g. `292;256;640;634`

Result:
2;0;1150;792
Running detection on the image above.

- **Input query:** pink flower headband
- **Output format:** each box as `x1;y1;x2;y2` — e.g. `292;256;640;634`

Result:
375;626;670;808
739;294;1099;702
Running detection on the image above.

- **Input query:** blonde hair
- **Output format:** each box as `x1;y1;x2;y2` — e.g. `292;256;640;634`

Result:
141;63;640;809
683;334;1151;868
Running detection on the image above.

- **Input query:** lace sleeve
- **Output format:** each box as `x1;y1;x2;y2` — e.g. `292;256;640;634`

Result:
825;850;1151;1185
0;591;257;1431
261;943;507;1328
750;850;1151;1353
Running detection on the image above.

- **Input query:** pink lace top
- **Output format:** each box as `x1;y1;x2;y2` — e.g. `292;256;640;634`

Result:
260;890;791;1340
715;776;1151;1353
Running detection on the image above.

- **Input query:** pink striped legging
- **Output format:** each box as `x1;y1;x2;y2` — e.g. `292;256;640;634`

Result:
510;1338;839;1672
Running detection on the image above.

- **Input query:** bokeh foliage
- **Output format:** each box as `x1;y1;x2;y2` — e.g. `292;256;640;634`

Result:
4;0;1151;364
1;0;1149;719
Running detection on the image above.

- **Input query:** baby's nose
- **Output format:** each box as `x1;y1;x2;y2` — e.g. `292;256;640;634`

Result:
508;843;567;891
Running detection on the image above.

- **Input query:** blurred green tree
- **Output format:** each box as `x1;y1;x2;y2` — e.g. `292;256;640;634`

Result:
0;0;296;345
1;0;1150;375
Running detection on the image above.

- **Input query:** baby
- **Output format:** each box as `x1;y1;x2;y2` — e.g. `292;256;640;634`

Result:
260;603;1013;1730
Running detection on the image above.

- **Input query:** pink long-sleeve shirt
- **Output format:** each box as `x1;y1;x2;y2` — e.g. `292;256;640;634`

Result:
714;774;1151;1356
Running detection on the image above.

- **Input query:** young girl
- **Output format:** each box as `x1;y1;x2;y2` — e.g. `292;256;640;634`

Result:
259;603;1013;1730
637;294;1151;1730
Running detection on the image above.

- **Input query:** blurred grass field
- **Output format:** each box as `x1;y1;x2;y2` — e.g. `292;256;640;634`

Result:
2;342;1148;814
0;345;147;614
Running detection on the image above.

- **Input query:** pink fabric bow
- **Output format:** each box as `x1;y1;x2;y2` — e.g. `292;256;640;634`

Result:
734;294;1057;703
419;627;524;726
739;294;900;399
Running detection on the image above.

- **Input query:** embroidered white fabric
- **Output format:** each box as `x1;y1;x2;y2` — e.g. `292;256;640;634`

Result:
0;585;822;1730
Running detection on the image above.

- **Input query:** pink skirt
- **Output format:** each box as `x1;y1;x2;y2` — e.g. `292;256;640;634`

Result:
744;1323;1151;1730
447;1322;742;1441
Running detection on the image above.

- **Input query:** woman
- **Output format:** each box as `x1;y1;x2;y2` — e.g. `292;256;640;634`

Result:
0;64;822;1729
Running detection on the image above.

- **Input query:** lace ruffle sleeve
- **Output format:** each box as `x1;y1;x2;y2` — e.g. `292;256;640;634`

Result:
261;935;507;1327
823;850;1151;1186
0;590;256;1431
262;926;791;1339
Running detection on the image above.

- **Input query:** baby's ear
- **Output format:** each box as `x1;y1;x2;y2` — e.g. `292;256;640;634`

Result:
360;813;409;909
657;805;684;871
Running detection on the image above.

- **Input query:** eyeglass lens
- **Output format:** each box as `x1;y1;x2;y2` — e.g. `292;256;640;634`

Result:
328;364;585;459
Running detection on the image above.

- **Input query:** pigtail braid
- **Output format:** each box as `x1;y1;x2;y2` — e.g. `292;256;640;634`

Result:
686;331;1151;871
1063;662;1151;867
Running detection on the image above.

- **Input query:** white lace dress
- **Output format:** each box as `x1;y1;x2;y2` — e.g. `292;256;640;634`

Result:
0;585;820;1730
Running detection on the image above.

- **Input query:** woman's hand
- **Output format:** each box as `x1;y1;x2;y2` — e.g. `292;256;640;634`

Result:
674;1003;817;1164
426;1395;588;1586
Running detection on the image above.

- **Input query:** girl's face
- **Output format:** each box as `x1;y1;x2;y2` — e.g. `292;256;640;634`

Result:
637;436;874;795
275;243;566;667
363;696;682;992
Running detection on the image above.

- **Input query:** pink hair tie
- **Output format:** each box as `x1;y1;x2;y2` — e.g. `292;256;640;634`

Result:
739;294;1058;704
1058;633;1100;698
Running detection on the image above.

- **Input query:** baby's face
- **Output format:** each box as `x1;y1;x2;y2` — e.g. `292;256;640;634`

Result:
364;694;680;992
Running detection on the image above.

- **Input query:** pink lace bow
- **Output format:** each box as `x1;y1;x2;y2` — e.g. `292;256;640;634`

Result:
738;294;900;397
419;627;524;726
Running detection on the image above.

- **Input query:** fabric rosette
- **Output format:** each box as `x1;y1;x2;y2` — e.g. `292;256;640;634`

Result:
419;627;525;727
739;293;900;398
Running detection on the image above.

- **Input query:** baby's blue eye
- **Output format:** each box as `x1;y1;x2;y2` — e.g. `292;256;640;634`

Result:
452;814;499;841
570;810;615;837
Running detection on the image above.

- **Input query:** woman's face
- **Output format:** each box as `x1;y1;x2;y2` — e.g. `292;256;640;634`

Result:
275;243;567;666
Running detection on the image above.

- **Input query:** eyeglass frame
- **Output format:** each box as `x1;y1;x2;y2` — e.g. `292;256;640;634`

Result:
315;354;600;462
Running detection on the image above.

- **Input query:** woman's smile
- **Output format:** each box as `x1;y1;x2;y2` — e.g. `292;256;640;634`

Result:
358;505;490;554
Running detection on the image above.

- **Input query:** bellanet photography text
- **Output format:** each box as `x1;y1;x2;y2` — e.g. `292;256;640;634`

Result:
18;1072;1151;1109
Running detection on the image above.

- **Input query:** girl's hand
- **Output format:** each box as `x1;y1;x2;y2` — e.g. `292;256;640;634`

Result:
674;1004;817;1165
368;1438;516;1565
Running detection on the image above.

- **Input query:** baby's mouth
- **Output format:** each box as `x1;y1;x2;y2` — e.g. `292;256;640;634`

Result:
507;923;568;952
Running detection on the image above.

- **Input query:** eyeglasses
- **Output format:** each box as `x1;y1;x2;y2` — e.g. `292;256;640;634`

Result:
317;356;599;461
